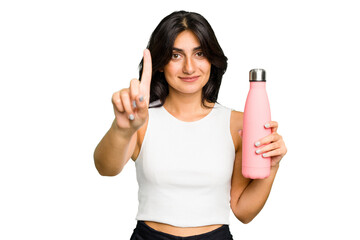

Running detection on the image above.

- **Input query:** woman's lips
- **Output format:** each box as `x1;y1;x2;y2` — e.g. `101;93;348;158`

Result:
179;76;199;82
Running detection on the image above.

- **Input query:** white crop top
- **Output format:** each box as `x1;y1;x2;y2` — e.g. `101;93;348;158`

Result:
134;99;236;227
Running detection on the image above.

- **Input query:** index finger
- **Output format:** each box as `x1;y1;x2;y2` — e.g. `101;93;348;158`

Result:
140;49;152;94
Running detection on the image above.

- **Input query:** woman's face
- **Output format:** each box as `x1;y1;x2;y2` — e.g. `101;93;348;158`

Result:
163;30;211;95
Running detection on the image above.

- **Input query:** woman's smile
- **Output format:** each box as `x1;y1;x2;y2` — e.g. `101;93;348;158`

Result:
179;76;200;82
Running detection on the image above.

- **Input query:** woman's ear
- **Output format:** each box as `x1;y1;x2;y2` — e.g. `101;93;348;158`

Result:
159;69;164;72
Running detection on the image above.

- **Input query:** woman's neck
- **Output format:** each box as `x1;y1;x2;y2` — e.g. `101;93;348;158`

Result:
163;93;214;117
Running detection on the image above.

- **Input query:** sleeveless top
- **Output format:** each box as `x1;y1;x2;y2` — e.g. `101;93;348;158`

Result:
134;99;236;227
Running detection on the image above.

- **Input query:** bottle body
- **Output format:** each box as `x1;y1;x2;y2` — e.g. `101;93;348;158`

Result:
242;82;271;179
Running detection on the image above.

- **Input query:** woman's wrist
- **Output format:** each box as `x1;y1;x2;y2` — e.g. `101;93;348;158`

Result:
270;163;280;173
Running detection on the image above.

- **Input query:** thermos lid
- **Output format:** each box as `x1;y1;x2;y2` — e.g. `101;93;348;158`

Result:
249;69;266;82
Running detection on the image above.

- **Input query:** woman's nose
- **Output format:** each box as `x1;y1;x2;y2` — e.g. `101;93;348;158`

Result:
183;57;195;75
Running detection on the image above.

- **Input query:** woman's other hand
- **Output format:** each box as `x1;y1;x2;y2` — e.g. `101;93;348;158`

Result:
238;121;287;168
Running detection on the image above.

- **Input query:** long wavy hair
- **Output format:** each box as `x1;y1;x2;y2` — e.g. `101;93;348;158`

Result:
138;10;228;109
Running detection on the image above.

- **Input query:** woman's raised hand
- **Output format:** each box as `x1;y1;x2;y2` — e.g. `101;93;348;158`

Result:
111;49;152;132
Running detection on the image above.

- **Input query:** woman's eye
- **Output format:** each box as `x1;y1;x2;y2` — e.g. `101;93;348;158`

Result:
196;51;204;57
172;53;180;59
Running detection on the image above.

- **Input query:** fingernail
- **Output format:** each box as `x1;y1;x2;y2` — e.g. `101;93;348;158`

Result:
139;96;144;102
255;141;261;147
265;123;270;128
129;114;134;120
256;149;261;154
132;100;137;108
262;153;267;157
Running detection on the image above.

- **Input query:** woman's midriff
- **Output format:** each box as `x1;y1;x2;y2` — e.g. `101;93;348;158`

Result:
144;221;223;237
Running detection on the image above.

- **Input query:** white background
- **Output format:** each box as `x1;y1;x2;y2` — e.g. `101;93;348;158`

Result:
1;0;359;239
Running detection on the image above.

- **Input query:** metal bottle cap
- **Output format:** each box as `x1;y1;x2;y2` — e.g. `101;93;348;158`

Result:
249;69;266;82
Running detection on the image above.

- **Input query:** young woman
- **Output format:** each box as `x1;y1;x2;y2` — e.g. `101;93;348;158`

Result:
94;10;287;240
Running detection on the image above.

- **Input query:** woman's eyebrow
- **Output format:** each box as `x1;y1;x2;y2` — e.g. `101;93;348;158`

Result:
172;46;202;52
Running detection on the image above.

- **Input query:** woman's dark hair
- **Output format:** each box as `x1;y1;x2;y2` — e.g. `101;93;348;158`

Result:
139;10;228;108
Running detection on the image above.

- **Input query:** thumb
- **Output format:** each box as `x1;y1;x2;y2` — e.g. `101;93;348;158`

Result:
134;93;148;119
238;129;243;138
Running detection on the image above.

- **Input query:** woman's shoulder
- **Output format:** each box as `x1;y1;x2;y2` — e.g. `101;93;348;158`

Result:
216;103;243;120
213;102;243;126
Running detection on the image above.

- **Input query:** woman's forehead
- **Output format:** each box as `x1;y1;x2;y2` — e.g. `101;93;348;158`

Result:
173;30;201;51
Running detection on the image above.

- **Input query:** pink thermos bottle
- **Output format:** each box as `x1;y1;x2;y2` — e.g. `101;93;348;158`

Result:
242;69;271;179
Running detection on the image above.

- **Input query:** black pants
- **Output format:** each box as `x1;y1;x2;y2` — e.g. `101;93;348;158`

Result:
130;221;233;240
